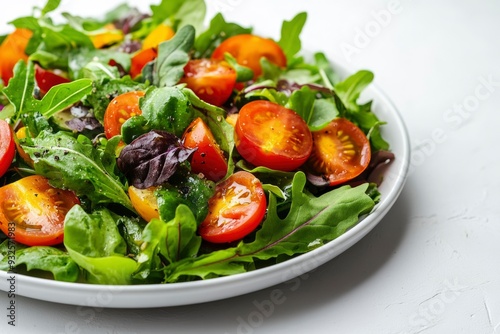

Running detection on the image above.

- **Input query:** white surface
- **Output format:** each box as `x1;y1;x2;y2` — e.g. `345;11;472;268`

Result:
1;0;499;333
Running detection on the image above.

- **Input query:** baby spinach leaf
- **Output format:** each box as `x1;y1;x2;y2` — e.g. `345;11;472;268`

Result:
22;131;133;211
0;240;79;282
64;205;137;284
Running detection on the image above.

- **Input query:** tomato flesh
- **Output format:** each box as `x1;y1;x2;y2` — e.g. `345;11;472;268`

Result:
212;34;286;78
235;100;312;171
35;64;71;95
0;120;15;178
0;175;80;246
103;90;145;139
180;59;236;106
128;186;160;222
199;171;266;243
182;117;228;182
306;118;371;186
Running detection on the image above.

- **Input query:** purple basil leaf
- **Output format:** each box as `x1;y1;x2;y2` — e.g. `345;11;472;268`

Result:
117;130;196;189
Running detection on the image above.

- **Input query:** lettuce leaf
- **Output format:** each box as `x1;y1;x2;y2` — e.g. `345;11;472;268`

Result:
164;172;376;282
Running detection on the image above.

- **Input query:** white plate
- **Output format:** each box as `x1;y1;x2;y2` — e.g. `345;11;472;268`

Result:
0;62;410;308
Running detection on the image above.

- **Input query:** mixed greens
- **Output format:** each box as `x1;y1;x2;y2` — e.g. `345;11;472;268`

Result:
0;0;392;285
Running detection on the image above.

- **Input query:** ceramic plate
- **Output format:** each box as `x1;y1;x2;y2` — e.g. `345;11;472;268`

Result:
0;61;410;307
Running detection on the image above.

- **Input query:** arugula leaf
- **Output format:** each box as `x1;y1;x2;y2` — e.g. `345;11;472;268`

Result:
153;25;195;87
278;12;307;61
64;205;137;284
38;79;93;117
314;52;340;87
335;70;390;150
22;131;133;211
41;0;62;16
2;61;39;119
224;53;254;82
0;240;79;282
309;98;339;131
194;13;252;58
165;172;375;281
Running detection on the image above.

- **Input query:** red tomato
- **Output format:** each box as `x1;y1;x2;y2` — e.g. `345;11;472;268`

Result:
306;118;371;186
0;28;32;85
182;117;228;182
198;171;266;243
179;59;236;106
35;64;71;95
234;100;313;172
0;175;80;246
0;120;15;178
211;34;286;78
103;90;145;139
130;48;157;79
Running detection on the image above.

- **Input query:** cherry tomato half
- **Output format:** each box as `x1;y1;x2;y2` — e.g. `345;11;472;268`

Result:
35;64;71;95
103;90;145;139
0;175;80;246
179;59;236;107
128;185;159;222
306;118;371;186
198;171;266;243
0;120;15;178
130;48;157;79
212;34;286;78
182;117;228;182
235;100;313;172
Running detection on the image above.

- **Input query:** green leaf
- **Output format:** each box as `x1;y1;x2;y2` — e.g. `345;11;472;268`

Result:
286;85;316;124
38;79;92;118
22;131;133;211
165;172;375;281
2;61;40;119
64;206;137;285
309;98;339;131
314;52;340;88
224;53;254;82
151;0;206;33
153;25;195;87
41;0;62;16
0;241;79;282
278;12;307;61
335;70;374;110
194;13;252;58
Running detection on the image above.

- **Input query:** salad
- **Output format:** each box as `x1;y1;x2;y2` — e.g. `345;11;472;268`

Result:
0;0;393;285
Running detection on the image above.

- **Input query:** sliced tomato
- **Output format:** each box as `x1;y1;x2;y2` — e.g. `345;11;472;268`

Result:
211;34;286;78
198;171;266;243
182;117;228;182
128;185;159;222
0;120;15;178
234;100;313;171
103;90;145;139
0;175;80;246
306;118;371;186
0;28;32;85
130;48;157;79
35;64;71;95
179;59;236;106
